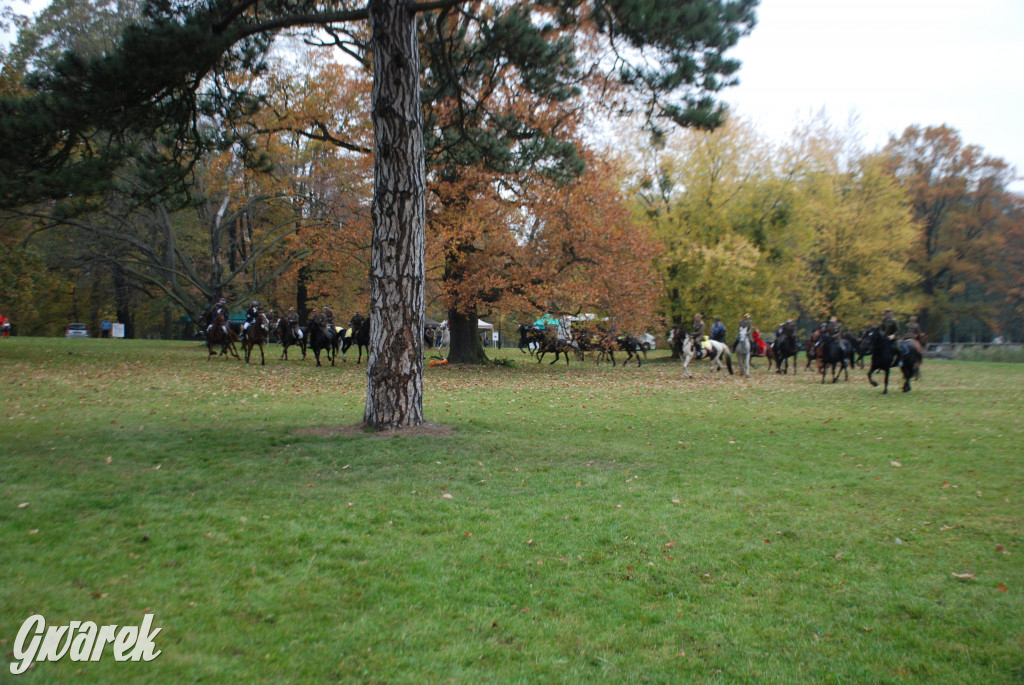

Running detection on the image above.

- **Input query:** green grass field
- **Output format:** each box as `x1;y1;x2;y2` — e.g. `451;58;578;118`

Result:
1;337;1021;683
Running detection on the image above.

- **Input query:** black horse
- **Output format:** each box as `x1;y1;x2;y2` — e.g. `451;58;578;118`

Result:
898;338;923;392
308;323;335;367
341;316;370;363
861;326;899;394
816;333;851;384
276;317;306;361
843;331;866;369
602;334;645;367
517;324;546;355
534;330;578;365
772;333;800;375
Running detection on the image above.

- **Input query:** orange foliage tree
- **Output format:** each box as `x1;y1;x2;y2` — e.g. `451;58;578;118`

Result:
433;151;662;363
884;125;1023;340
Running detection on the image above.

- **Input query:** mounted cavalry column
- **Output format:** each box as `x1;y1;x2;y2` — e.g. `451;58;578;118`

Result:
364;0;426;429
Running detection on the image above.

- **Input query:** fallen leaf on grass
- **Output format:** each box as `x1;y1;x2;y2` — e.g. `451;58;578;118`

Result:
952;572;975;580
17;502;29;509
441;493;454;500
997;583;1008;592
890;461;902;467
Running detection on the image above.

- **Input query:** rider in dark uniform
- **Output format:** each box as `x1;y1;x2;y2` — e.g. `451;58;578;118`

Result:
903;315;922;341
241;300;261;337
286;307;302;340
710;318;727;344
881;308;900;359
826;316;842;339
209;298;231;337
348;312;365;339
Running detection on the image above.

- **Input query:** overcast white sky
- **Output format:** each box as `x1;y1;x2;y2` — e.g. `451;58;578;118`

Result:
722;0;1024;189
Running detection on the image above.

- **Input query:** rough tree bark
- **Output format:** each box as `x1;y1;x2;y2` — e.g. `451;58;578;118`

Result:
363;0;426;429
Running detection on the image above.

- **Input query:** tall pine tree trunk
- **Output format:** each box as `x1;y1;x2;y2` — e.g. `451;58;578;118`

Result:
364;0;425;429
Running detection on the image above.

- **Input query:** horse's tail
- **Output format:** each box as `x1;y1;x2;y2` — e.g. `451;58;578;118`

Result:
725;351;733;375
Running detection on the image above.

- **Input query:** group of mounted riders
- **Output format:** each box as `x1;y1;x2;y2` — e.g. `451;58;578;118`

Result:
517;322;647;367
674;307;926;392
199;299;369;366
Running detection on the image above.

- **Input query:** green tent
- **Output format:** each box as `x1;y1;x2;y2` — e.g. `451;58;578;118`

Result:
533;314;561;329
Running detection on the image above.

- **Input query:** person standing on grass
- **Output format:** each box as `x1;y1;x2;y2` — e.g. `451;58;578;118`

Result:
1;314;9;338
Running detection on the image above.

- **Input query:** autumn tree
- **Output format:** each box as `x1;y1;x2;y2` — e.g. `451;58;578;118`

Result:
884;124;1022;340
631;118;797;331
785;118;920;331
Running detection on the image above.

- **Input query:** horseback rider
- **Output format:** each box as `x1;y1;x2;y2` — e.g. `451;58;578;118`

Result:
733;313;752;351
779;318;796;341
286;307;302;340
208;298;231;337
881;308;900;358
903;314;922;341
690;313;706;356
710;317;727;344
348;311;365;339
309;307;330;336
241;300;261;337
826;316;842;340
323;305;336;333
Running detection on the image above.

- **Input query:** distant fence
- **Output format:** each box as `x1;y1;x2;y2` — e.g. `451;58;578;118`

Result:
925;342;1022;359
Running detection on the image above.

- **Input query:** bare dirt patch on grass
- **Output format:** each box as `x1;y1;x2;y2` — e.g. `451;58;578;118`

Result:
296;422;454;438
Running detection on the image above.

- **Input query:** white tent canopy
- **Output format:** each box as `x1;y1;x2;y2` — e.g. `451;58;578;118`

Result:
439;319;493;330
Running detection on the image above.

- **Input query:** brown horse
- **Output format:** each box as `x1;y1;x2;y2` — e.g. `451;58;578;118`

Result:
202;310;240;360
276;317;306;360
242;312;269;365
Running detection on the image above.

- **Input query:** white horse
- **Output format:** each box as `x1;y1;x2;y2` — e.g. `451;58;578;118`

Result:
670;327;734;378
735;325;752;378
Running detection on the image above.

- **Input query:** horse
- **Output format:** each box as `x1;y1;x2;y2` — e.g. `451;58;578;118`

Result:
898;335;924;392
341;316;370;363
577;327;644;367
670;327;733;378
275;317;306;361
199;309;240;360
242;312;269;365
735;325;752;377
805;331;820;371
534;330;578;365
517;324;546;355
772;333;799;375
861;326;900;394
308;323;335;367
602;334;645;367
842;331;866;369
816;332;851;384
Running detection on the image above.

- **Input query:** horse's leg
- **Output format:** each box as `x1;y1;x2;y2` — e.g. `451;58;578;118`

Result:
259;341;265;366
